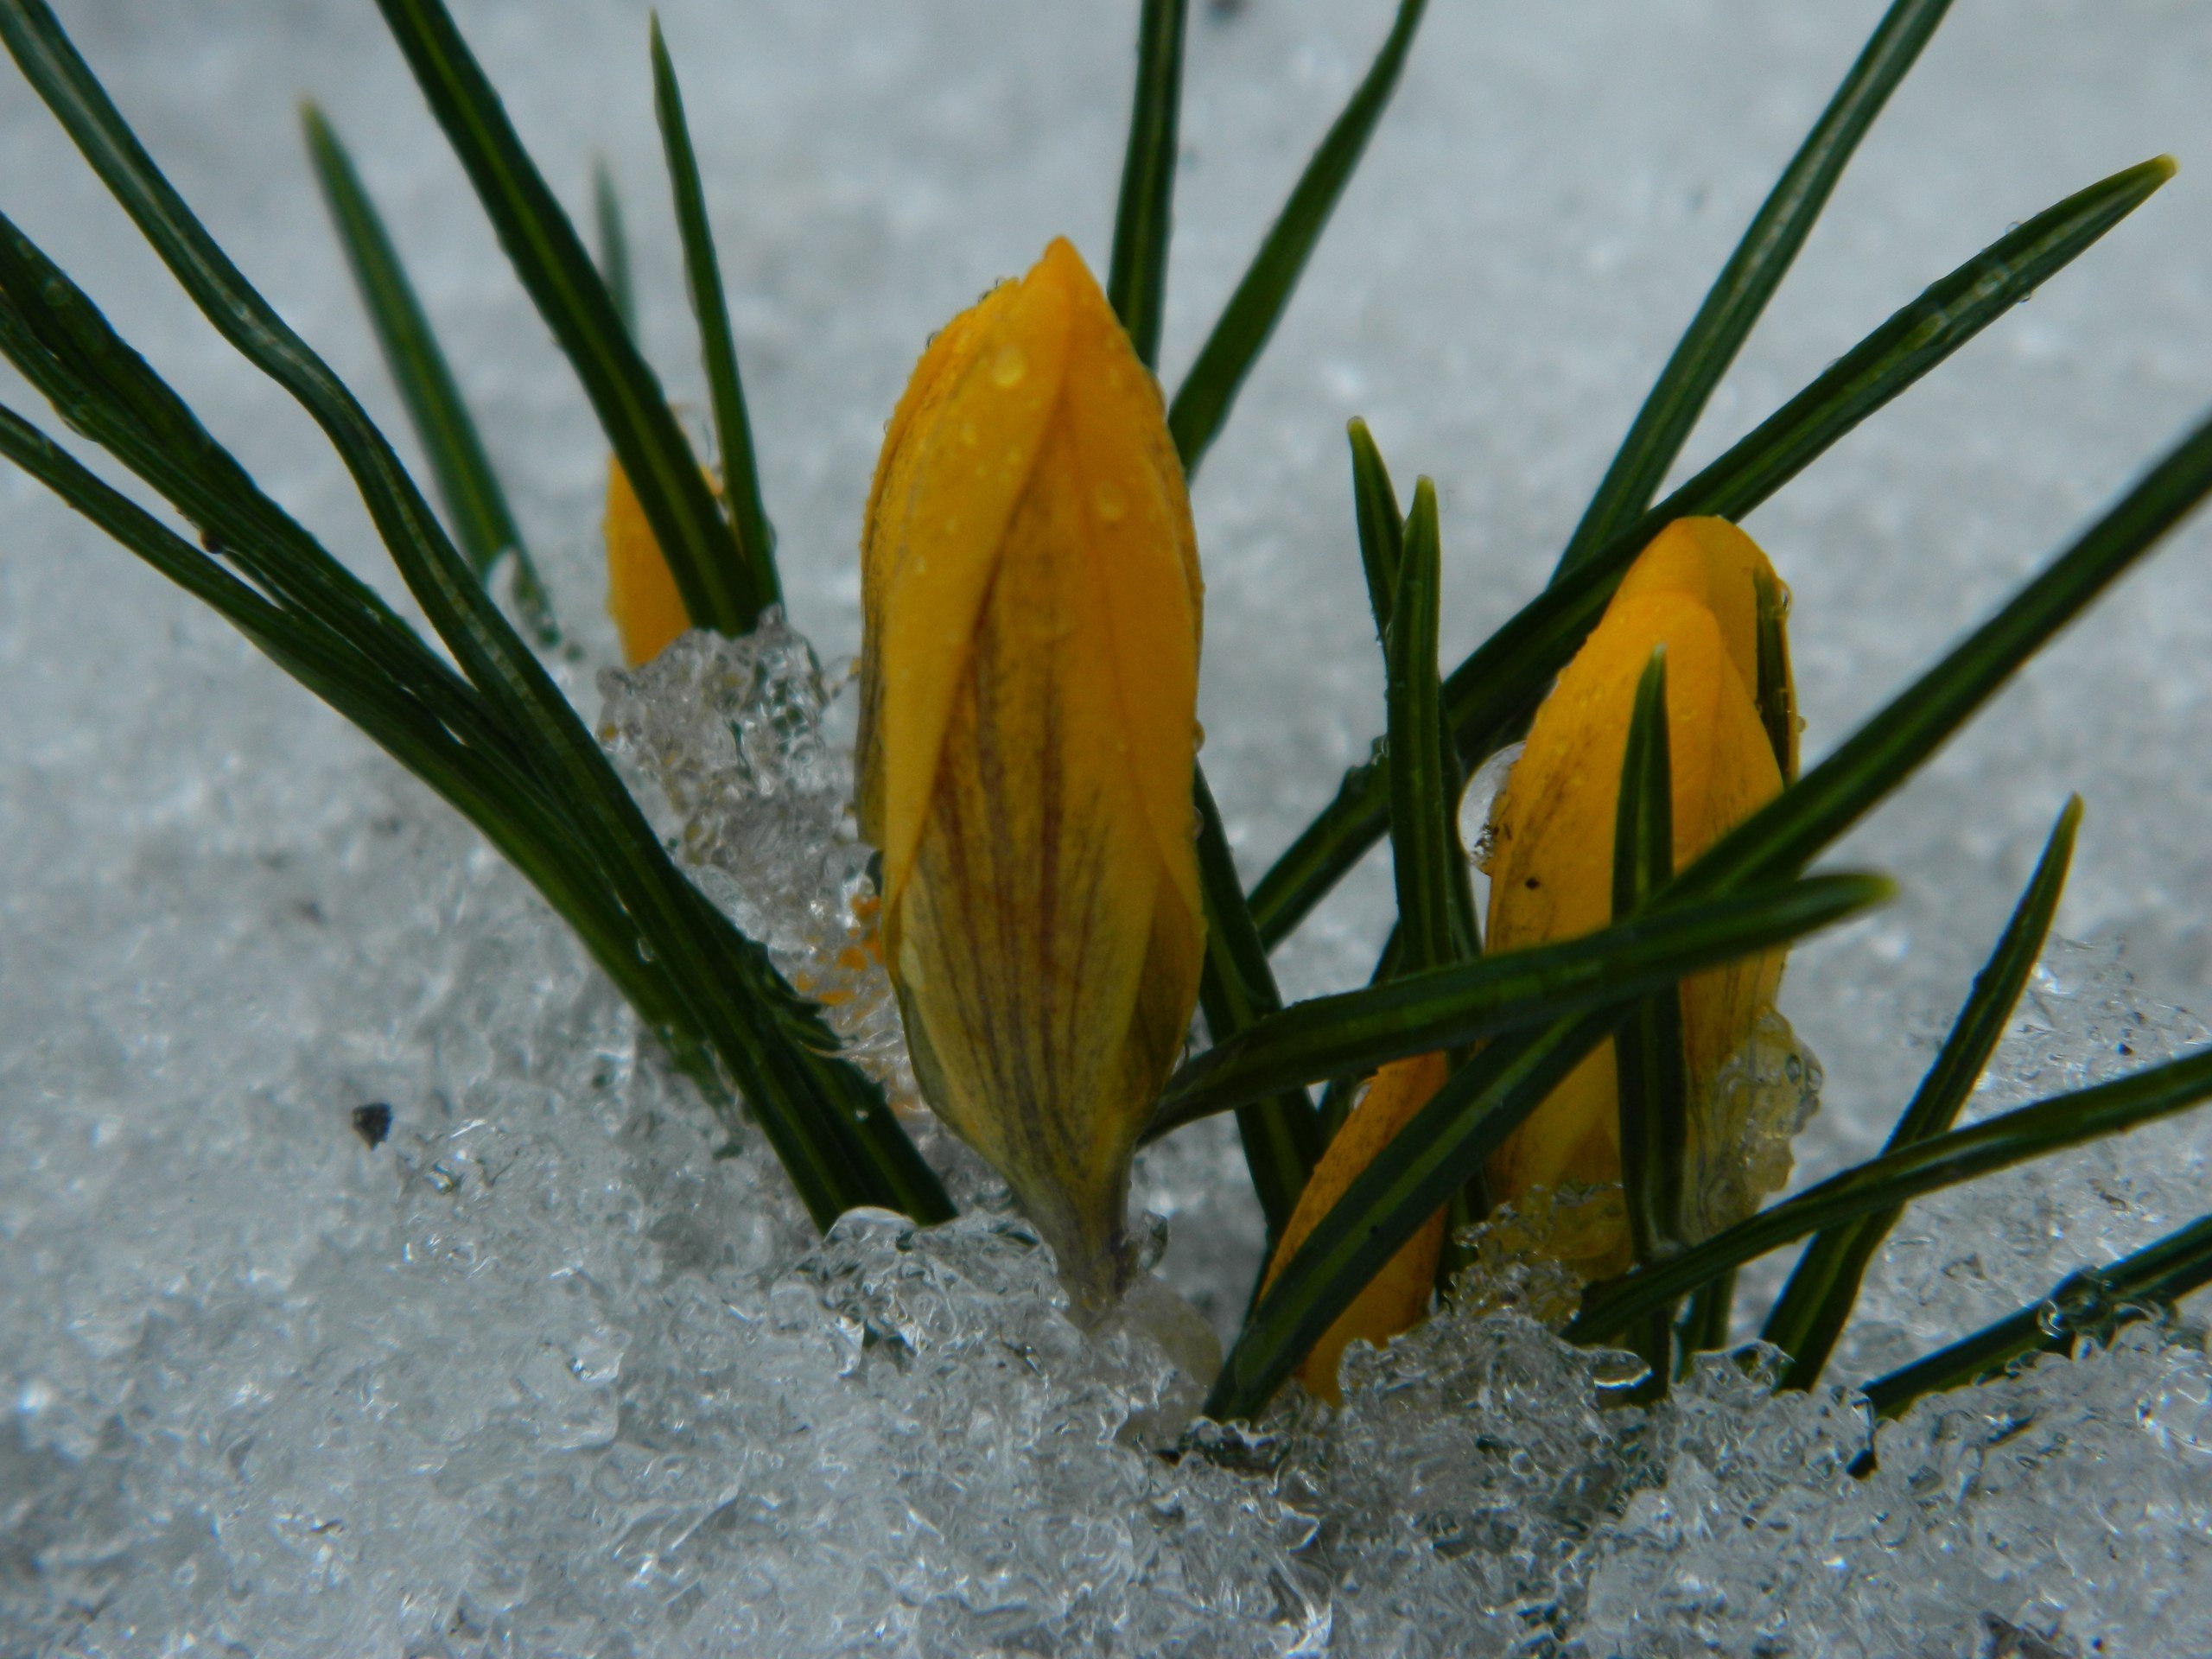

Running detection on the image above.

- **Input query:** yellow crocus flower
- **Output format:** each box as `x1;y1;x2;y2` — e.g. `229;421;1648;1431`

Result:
603;456;690;668
856;238;1205;1316
1484;516;1792;1243
1257;519;1793;1396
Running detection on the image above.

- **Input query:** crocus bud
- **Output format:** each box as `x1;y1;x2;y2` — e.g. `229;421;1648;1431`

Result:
856;238;1205;1315
604;456;690;668
1262;1052;1450;1403
1484;517;1796;1243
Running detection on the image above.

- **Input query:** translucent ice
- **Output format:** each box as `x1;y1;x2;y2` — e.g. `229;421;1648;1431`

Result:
598;619;918;1109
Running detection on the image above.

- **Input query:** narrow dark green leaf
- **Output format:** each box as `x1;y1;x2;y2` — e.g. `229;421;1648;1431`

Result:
1676;1272;1735;1366
1765;797;2082;1386
301;103;558;645
593;156;637;339
1611;649;1688;1388
1859;1210;2212;1421
1555;0;1953;575
1612;652;1690;1265
1248;156;2175;950
650;16;778;602
1384;479;1460;976
1151;873;1890;1139
1166;0;1426;475
1349;416;1403;641
1566;1044;2212;1347
1192;769;1324;1240
1106;0;1187;370
0;0;949;1229
370;0;768;633
1752;563;1797;782
1207;1008;1623;1421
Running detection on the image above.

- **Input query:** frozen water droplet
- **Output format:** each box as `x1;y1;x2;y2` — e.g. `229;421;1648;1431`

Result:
1461;740;1524;875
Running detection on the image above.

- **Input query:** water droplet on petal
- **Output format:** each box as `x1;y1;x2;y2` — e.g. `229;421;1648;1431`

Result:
989;343;1027;387
1093;483;1126;522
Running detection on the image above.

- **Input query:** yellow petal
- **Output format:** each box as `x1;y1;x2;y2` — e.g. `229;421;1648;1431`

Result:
603;456;691;668
1261;1052;1450;1406
859;238;1205;1313
1484;518;1787;1222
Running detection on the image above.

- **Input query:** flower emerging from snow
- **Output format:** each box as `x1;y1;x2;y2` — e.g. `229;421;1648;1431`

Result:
855;238;1206;1317
1484;516;1805;1259
1266;518;1811;1402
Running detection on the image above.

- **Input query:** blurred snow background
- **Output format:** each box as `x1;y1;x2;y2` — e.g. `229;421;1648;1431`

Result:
3;0;2212;1652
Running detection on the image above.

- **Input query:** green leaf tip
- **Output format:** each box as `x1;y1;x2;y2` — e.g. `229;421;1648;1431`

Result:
649;9;779;606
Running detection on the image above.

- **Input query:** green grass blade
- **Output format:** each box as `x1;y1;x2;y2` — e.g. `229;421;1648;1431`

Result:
1384;479;1463;976
1192;770;1324;1240
1106;0;1187;370
1676;1273;1735;1367
0;0;948;1229
1348;416;1405;643
1247;156;2175;950
1166;0;1426;476
370;0;767;633
1764;797;2081;1385
593;156;637;340
1752;563;1797;781
1612;652;1691;1263
1611;650;1688;1387
1207;1008;1623;1420
650;16;778;602
1150;873;1888;1137
1565;1045;2212;1347
1554;0;1953;575
1859;1211;2212;1421
301;103;559;646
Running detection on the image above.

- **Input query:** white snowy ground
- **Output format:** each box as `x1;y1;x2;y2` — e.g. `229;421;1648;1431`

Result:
4;2;2212;1654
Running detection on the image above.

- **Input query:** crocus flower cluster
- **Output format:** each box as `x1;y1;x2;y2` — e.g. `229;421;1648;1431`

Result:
607;242;1802;1386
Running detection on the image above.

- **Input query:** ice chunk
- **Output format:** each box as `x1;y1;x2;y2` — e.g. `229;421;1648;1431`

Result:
598;618;919;1111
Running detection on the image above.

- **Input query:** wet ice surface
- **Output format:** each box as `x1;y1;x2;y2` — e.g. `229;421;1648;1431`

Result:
6;0;2212;1652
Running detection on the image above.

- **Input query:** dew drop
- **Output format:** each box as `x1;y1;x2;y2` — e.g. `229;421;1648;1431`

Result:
990;342;1027;387
1093;482;1126;522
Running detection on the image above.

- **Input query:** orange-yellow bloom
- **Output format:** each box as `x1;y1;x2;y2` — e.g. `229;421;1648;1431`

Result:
1484;516;1793;1242
1262;1052;1450;1403
857;238;1205;1315
603;457;690;668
